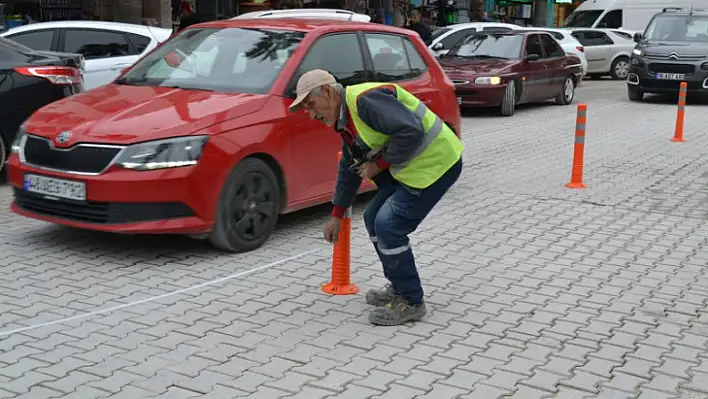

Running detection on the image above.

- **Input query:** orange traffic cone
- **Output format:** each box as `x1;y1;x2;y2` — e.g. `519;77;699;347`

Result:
322;151;359;296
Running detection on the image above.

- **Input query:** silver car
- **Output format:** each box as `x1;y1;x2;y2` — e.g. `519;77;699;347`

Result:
565;28;635;79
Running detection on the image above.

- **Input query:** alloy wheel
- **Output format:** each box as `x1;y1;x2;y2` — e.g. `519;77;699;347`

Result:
564;78;574;102
615;61;629;79
230;172;276;241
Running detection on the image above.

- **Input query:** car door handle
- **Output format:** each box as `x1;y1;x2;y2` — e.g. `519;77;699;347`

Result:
111;63;132;70
543;64;549;69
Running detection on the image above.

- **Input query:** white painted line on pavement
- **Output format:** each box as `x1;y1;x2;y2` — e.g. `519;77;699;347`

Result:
0;248;321;338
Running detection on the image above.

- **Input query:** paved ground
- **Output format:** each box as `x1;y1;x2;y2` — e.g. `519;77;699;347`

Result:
1;79;707;399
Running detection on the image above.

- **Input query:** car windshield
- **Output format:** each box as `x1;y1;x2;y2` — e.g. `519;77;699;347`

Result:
448;33;522;59
564;10;603;27
115;27;305;93
644;15;708;42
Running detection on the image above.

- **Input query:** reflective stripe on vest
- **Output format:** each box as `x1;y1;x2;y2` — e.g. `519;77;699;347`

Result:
389;101;444;175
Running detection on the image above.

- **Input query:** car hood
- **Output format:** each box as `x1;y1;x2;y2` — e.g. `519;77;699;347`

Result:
641;42;708;56
439;57;517;76
24;84;268;145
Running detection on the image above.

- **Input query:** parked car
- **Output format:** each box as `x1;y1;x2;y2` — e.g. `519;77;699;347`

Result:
628;8;708;101
1;21;172;90
565;28;634;79
232;8;371;22
6;18;461;253
429;22;520;56
0;37;84;175
517;27;588;76
440;31;582;116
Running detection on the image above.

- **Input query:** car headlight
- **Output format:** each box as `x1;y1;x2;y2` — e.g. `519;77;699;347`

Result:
11;126;26;154
474;76;502;85
701;62;708;70
632;48;642;56
115;135;209;171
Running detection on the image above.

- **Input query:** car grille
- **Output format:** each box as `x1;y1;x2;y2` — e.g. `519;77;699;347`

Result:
644;52;706;61
648;63;696;75
23;135;122;174
13;189;195;224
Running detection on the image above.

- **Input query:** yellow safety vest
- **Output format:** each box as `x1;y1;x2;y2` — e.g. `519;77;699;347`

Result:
345;82;464;189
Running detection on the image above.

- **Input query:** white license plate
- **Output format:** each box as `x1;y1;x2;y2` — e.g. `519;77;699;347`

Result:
656;73;685;80
456;97;462;104
23;174;86;201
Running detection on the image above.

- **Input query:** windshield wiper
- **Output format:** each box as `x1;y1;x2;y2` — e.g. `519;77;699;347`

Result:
115;76;151;86
161;84;215;92
462;54;508;59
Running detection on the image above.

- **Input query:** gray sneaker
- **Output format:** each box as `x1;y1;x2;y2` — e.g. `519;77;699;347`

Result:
365;284;395;306
368;296;427;326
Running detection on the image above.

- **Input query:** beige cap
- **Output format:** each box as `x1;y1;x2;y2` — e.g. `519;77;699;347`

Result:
288;69;337;112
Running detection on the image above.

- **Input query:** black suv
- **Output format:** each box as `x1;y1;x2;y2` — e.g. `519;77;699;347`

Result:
627;7;708;101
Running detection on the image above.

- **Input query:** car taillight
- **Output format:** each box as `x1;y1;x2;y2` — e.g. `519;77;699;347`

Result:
576;46;584;53
14;66;82;85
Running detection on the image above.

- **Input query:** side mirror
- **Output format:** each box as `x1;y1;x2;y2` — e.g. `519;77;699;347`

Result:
633;32;642;42
432;42;444;51
524;53;540;62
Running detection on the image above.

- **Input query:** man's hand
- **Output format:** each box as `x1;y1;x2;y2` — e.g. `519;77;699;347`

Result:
323;217;342;243
356;161;383;179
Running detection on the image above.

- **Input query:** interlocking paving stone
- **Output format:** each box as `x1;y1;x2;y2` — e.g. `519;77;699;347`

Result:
0;81;707;398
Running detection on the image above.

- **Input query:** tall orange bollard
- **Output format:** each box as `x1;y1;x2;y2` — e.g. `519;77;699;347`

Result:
671;82;687;143
322;152;359;296
566;103;588;189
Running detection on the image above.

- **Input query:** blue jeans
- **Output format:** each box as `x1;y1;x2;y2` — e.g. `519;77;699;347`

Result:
363;158;462;305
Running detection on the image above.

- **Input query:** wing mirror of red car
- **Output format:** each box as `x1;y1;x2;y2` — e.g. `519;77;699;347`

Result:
524;53;540;63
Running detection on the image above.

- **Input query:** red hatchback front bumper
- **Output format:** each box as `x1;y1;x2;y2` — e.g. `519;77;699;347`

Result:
7;154;220;235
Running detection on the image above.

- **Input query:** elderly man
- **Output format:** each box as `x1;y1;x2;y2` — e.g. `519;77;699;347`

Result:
289;70;464;326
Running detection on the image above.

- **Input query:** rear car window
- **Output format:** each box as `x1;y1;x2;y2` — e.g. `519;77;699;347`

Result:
7;30;54;51
125;32;152;54
364;33;425;82
64;29;131;59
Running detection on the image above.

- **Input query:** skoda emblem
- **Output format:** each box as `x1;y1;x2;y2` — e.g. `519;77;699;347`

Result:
668;52;679;60
56;131;72;144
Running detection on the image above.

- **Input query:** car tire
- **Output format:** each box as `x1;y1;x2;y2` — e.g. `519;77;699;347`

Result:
610;56;630;80
0;134;7;181
555;76;576;105
500;80;516;117
209;157;281;253
628;86;644;102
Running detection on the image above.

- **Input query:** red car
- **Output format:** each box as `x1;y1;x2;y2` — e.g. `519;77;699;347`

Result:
6;18;461;252
439;30;583;116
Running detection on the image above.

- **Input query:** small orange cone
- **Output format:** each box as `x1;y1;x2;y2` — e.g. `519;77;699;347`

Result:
671;82;687;143
566;103;588;189
322;152;359;296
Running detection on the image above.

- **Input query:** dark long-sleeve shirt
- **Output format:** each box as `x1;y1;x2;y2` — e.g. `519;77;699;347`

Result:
331;85;425;218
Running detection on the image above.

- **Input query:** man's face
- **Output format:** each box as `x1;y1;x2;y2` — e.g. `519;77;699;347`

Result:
303;86;339;127
411;13;420;23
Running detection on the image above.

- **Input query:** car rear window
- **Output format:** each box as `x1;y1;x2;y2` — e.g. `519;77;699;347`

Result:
115;27;305;94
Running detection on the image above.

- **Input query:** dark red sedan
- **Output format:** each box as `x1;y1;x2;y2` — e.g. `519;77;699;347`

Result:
440;31;583;116
6;18;461;253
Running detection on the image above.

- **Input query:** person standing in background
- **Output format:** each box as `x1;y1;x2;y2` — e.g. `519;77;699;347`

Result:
177;1;200;32
405;9;432;45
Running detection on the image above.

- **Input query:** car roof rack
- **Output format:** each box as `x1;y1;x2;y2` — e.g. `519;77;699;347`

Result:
662;6;708;13
232;8;371;22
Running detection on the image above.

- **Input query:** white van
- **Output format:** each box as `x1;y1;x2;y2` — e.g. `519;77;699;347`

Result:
563;0;708;31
